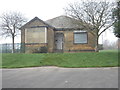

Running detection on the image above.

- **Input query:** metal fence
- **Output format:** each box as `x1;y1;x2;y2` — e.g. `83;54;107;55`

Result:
0;43;22;53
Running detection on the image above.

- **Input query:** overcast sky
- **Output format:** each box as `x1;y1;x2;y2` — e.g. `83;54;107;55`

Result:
0;0;76;21
0;0;118;44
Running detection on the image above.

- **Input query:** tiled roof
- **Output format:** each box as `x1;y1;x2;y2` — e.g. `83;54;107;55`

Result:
20;16;85;30
20;17;53;29
46;15;83;29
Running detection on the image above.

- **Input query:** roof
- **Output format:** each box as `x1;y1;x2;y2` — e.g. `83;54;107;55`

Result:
20;16;85;30
45;15;83;29
20;17;53;30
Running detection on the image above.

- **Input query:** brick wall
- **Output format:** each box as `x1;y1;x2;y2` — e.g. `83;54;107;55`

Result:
63;30;95;52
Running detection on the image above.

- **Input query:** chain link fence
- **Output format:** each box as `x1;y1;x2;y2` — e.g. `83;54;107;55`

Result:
0;43;23;53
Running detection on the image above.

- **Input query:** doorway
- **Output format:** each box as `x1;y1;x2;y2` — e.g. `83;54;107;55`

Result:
55;33;64;51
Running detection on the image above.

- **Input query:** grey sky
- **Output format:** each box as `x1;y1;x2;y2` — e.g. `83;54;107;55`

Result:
0;0;118;44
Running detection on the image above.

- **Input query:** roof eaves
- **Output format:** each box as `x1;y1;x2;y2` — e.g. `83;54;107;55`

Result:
20;17;54;30
54;27;85;31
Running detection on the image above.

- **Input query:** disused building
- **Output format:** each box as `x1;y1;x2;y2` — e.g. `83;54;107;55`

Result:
20;16;96;53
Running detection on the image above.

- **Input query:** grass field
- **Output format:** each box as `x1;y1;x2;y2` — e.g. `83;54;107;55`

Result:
2;50;118;68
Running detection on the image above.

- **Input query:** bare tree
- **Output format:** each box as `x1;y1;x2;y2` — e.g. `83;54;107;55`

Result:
0;11;27;53
65;0;117;52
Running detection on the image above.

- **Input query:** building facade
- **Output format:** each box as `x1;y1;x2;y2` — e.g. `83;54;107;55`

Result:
20;16;96;53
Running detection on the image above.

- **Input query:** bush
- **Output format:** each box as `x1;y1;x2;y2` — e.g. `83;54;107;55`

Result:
98;44;103;50
32;46;48;53
40;46;48;53
32;48;40;53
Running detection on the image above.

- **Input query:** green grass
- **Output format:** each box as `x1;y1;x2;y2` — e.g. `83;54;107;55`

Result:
2;53;45;68
100;50;118;52
2;50;118;68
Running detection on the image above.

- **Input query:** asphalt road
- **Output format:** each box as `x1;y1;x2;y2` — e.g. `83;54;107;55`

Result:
2;67;118;88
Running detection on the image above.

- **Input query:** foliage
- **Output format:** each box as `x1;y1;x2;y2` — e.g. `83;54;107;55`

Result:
98;44;103;50
32;48;41;53
113;1;120;38
114;21;120;38
65;0;117;51
32;46;48;53
40;46;48;53
2;50;118;68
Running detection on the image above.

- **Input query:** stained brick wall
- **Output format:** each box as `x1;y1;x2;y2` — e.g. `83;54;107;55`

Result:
47;27;55;53
21;18;54;53
25;43;47;53
63;30;95;52
21;17;96;53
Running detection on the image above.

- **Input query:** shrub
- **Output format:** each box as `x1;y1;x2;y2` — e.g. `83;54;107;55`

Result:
32;48;41;53
40;46;48;53
32;46;48;53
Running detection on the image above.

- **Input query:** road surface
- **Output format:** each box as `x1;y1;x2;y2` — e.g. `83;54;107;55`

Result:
2;67;118;88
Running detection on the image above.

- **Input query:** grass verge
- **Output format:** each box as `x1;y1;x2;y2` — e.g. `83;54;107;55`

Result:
2;50;118;68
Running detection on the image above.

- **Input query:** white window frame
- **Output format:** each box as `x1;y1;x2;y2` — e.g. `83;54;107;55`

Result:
74;30;88;44
45;27;47;43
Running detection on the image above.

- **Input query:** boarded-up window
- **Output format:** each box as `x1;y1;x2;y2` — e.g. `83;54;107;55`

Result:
25;27;47;43
74;31;87;44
